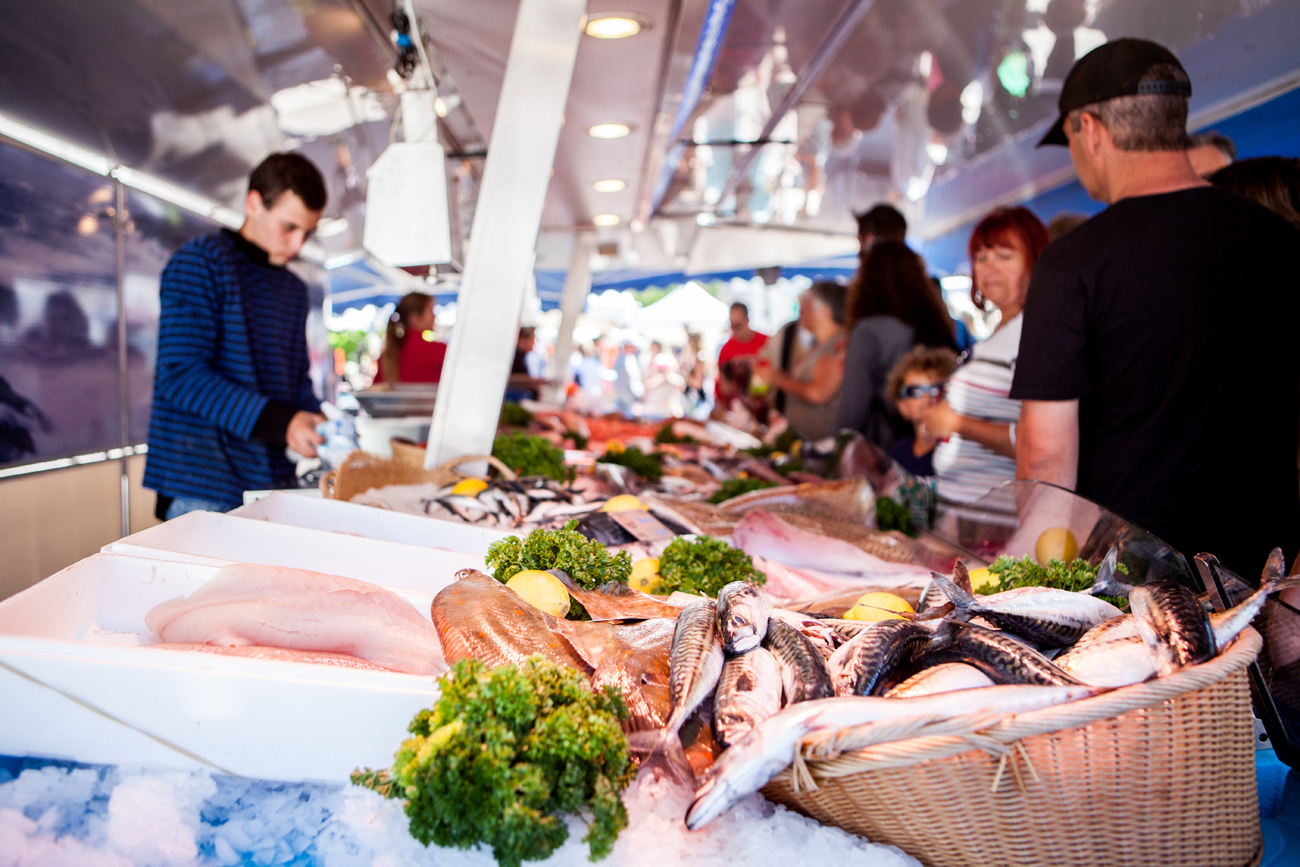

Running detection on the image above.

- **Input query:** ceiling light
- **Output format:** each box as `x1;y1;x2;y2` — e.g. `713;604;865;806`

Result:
592;179;627;192
592;214;621;227
588;123;631;139
584;15;645;39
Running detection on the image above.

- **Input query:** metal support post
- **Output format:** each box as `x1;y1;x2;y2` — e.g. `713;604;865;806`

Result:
423;0;586;468
115;180;130;538
547;234;594;402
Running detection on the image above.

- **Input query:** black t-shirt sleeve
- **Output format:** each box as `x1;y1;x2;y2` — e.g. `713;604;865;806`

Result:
1009;256;1091;402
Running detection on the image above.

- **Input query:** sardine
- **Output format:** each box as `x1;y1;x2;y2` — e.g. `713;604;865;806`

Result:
1072;614;1139;650
930;568;1121;647
762;619;835;704
686;683;1104;830
713;648;783;747
1206;549;1300;648
1129;581;1215;676
923;621;1084;686
827;620;931;696
883;662;995;698
717;582;773;654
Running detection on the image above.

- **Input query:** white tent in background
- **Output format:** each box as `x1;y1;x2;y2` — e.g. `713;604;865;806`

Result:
583;288;641;326
635;281;729;327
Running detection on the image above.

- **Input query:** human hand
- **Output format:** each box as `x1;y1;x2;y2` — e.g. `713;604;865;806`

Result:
287;411;327;458
920;400;961;441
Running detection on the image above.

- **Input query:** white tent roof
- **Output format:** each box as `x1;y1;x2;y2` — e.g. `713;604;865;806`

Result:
635;281;729;326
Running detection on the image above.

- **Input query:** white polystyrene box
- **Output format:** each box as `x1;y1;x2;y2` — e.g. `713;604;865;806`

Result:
231;491;514;557
104;510;487;595
0;553;441;781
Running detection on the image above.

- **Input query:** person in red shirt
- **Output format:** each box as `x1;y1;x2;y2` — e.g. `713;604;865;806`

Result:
714;302;768;408
375;292;446;384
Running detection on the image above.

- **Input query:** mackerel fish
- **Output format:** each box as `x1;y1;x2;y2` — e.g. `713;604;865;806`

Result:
762;618;835;705
883;662;994;698
827;620;931;697
713;647;783;747
717;581;773;654
666;599;726;737
931;567;1122;647
924;621;1084;686
1129;581;1216;676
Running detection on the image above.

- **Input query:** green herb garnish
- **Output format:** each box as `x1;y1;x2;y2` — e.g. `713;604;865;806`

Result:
354;656;633;867
657;536;765;597
875;497;916;537
492;432;574;483
984;555;1128;610
655;421;697;445
598;447;664;481
499;402;535;427
486;521;632;591
707;476;776;504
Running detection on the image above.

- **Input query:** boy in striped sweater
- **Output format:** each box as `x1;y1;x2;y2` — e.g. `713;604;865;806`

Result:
144;154;327;520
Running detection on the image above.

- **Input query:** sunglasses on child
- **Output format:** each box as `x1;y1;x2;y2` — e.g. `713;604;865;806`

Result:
900;384;944;399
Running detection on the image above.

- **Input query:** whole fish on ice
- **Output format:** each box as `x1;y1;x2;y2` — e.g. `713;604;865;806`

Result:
713;647;783;747
762;619;835;704
922;621;1083;686
931;566;1122;647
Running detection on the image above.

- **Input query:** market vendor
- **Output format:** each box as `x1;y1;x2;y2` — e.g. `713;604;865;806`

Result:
1012;39;1300;575
713;302;768;413
753;281;847;442
144;153;328;519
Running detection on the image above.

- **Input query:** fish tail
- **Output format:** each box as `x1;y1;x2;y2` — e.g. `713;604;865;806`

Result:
929;569;978;613
1087;547;1133;598
625;728;696;789
952;560;975;595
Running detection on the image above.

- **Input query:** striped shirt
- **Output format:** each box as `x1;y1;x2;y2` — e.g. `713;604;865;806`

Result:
932;313;1022;503
143;230;320;506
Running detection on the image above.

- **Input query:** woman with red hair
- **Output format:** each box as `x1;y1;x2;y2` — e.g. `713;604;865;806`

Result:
923;207;1050;502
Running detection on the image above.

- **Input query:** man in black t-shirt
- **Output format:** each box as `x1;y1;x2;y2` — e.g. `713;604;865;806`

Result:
1011;39;1300;577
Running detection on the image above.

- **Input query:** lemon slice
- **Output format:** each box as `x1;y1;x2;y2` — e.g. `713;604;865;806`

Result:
967;567;998;592
628;558;661;593
844;591;914;622
451;478;489;497
505;570;571;617
604;440;625;455
600;495;646;512
1035;527;1079;566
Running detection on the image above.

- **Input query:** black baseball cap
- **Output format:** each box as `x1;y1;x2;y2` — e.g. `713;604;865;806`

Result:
1038;38;1191;147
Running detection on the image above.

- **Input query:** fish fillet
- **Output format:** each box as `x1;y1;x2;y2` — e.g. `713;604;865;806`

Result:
734;510;931;585
144;564;445;676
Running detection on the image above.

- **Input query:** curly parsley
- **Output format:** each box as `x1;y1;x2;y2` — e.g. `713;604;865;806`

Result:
492;433;574;484
984;555;1128;610
657;535;765;597
486;521;632;591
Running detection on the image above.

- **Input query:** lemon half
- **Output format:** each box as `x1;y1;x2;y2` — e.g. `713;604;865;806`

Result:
505;570;571;617
845;591;914;622
1035;527;1079;566
451;478;489;497
967;567;998;592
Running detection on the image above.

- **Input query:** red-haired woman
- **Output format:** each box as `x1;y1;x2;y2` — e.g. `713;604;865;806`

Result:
923;207;1049;502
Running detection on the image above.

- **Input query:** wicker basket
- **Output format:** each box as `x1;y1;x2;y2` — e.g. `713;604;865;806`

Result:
389;437;427;468
320;450;516;502
762;628;1263;867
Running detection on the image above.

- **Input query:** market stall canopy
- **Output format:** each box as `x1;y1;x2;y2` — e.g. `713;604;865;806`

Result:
635;281;730;327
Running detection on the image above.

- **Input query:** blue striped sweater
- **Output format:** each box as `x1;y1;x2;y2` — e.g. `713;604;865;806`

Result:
143;229;321;506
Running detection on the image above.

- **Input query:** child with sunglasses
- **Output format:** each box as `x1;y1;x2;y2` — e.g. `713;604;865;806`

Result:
885;346;958;477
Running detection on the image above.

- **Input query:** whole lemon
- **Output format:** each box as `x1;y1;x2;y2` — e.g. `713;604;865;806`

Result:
600;494;646;512
451;478;489;497
505;570;571;617
967;567;998;592
628;558;661;593
1035;527;1079;566
845;591;914;622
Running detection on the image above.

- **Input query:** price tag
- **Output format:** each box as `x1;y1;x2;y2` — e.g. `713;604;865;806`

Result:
608;509;676;542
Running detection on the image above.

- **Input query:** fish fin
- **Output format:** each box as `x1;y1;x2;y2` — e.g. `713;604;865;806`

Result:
952;560;974;595
1264;548;1287;583
1087;547;1132;597
625;729;696;789
929;570;977;613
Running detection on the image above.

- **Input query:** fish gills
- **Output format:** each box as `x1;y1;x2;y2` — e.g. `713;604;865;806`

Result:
762;619;835;704
828;620;932;697
717;581;773;654
713;648;783;747
1129;581;1216;675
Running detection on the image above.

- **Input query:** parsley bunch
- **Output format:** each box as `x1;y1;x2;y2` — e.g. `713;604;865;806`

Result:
597;446;664;481
984;555;1128;610
707;476;776;504
486;521;632;590
658;536;765;597
493;432;574;484
355;656;633;867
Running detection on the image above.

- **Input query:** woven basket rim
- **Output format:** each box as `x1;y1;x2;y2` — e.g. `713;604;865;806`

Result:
793;627;1261;782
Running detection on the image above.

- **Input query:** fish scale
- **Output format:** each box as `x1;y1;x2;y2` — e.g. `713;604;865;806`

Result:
930;571;1121;647
828;620;932;696
1130;581;1217;675
762;619;835;704
666;600;725;737
924;621;1084;686
713;647;782;747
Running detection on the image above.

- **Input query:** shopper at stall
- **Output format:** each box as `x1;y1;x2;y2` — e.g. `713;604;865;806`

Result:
926;207;1049;503
836;241;956;449
1186;129;1235;178
855;203;907;252
1209;156;1300;225
754;281;848;441
885;345;958;477
1012;38;1300;575
714;303;768;411
506;327;547;401
374;292;445;384
144;153;327;519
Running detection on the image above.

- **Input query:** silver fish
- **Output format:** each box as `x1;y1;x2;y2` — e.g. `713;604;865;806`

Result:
665;600;726;738
713;648;783;748
1206;549;1299;648
768;609;840;656
924;621;1084;686
827;620;931;697
1072;614;1139;650
1054;635;1156;687
930;570;1121;648
762;619;835;705
884;662;995;698
1130;581;1215;676
687;683;1104;830
717;582;773;654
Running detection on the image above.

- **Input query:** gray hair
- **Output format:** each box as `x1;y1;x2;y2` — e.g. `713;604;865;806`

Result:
1069;64;1190;152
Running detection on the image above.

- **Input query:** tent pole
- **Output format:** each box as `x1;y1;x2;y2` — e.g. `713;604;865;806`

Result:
548;234;594;402
422;0;586;469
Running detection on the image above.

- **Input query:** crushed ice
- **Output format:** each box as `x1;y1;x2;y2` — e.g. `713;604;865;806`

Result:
0;762;919;867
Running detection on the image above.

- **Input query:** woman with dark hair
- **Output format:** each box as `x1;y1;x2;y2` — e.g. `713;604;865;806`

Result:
924;206;1049;502
835;241;956;447
755;281;848;441
1209;157;1300;226
375;292;445;384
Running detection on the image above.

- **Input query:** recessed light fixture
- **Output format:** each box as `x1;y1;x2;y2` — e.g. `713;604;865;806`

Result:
584;14;647;39
592;214;621;227
592;179;627;192
588;123;631;139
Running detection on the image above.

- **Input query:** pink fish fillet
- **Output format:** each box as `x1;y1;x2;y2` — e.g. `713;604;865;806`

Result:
143;643;394;671
749;555;843;601
144;564;446;676
733;510;931;586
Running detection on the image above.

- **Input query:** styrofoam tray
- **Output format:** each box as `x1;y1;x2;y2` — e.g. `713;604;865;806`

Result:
230;490;513;556
103;510;487;595
0;553;441;781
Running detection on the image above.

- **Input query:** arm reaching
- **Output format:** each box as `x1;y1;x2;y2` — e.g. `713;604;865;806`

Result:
1016;399;1079;488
